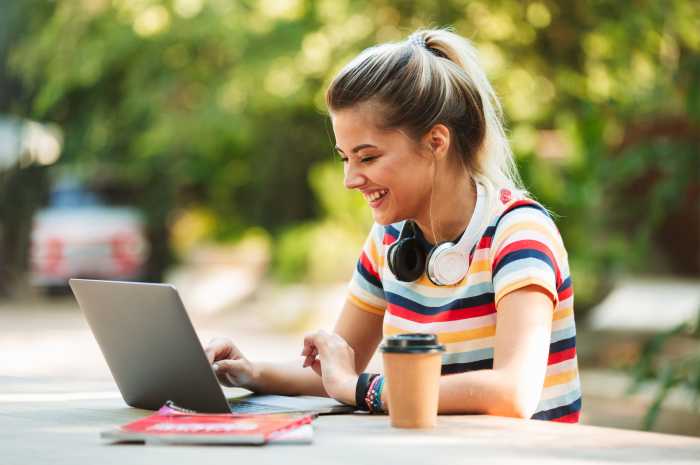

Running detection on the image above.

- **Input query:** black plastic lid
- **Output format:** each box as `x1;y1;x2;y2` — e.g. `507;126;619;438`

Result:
380;333;445;354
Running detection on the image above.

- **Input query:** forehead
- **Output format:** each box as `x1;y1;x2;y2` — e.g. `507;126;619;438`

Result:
330;105;381;140
331;104;415;154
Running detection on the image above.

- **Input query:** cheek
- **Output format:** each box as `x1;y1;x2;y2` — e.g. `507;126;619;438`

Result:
382;165;430;212
390;163;430;196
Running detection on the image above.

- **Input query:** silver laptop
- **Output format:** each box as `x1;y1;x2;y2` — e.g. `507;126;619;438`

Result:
69;278;355;415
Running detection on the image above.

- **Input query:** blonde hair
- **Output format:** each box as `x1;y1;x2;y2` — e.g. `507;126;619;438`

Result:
326;28;525;198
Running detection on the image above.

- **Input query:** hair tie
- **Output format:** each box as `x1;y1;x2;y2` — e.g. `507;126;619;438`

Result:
408;33;427;49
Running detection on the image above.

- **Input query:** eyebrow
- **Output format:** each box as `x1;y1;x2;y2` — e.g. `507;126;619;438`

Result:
334;144;377;155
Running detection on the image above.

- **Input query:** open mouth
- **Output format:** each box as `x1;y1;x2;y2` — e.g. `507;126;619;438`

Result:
363;189;388;207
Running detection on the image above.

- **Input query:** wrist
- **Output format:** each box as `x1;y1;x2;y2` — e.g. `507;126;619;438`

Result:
331;374;359;406
243;360;261;391
343;374;360;405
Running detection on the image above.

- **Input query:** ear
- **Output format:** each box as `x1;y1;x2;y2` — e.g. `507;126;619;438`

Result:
422;124;451;161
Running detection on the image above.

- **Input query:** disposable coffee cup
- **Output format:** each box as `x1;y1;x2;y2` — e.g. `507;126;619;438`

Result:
380;333;445;428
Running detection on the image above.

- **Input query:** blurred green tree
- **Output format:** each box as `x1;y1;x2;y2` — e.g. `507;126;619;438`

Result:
0;1;53;296
1;0;697;302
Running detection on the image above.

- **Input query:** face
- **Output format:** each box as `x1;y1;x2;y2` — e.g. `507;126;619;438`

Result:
331;105;434;226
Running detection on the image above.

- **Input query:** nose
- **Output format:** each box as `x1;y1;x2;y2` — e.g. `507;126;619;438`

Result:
343;162;366;190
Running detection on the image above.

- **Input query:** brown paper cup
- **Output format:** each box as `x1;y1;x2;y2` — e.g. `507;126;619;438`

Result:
381;334;444;429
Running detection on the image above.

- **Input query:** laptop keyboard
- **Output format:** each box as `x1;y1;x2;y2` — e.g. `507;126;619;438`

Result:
229;401;295;414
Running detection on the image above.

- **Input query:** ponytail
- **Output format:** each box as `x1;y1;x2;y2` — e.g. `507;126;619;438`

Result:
326;27;525;198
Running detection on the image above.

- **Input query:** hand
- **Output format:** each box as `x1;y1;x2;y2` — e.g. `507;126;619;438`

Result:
204;337;258;391
301;330;359;405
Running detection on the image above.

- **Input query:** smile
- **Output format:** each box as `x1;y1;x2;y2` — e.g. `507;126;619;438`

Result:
363;189;388;207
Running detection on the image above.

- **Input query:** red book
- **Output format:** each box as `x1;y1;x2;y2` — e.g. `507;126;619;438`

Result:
101;403;316;445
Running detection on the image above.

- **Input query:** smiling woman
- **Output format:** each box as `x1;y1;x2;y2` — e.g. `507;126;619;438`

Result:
206;28;581;423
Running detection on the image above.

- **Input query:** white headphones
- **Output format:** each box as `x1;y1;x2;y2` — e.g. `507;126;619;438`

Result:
387;181;487;286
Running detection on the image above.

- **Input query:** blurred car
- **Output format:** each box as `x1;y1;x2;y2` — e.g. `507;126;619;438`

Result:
30;180;149;287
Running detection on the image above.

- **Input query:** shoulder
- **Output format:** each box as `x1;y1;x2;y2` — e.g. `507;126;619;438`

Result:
488;190;569;301
494;190;559;234
490;190;566;258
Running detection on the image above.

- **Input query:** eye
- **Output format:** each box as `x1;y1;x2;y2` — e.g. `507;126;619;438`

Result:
336;153;379;164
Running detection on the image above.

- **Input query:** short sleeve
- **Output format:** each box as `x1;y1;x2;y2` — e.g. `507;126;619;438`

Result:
490;202;567;307
347;223;387;316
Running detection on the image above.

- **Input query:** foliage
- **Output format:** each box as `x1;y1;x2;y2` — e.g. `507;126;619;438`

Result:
628;311;700;430
1;0;699;297
272;161;372;284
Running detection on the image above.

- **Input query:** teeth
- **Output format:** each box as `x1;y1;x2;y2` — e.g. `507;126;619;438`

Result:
365;189;387;202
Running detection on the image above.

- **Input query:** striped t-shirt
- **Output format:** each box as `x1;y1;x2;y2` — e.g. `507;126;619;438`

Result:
348;188;582;422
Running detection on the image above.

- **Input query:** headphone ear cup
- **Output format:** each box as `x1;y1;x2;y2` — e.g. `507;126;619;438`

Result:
426;241;468;286
425;242;440;286
388;238;426;282
426;241;452;286
387;240;402;277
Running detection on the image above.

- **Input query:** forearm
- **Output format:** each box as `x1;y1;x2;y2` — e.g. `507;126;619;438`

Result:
437;368;530;416
250;361;328;397
379;368;537;418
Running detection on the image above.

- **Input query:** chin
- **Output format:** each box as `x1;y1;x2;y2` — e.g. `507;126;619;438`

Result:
371;210;403;227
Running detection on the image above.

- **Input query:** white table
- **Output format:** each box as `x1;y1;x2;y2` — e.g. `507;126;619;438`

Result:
2;396;699;465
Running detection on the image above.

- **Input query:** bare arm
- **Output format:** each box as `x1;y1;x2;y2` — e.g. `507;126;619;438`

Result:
240;298;384;396
380;285;553;417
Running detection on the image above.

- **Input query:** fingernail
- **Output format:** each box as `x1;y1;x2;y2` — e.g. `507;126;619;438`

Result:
212;363;219;371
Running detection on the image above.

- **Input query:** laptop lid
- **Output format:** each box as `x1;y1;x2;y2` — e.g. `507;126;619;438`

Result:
69;279;231;413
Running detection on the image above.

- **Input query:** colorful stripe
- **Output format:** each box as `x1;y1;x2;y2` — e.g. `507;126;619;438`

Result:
532;397;581;422
347;193;581;422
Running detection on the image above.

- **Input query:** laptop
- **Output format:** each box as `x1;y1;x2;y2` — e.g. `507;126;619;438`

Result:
69;278;355;415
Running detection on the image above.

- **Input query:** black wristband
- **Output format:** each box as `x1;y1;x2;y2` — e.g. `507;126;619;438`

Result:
355;373;379;411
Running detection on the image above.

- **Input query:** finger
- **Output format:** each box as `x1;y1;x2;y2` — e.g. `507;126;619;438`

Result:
214;370;233;387
213;362;235;387
303;343;319;365
212;360;245;378
303;352;317;368
205;337;232;363
301;339;312;356
304;332;330;354
205;341;219;364
302;333;319;356
206;347;222;365
311;358;322;377
214;358;247;372
302;345;315;366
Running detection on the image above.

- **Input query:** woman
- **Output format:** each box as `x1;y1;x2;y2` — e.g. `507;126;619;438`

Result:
206;28;581;422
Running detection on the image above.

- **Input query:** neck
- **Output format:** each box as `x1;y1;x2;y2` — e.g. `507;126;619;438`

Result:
414;165;476;245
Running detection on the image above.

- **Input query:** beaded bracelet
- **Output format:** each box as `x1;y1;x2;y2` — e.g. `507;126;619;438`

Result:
373;375;385;412
364;374;386;413
374;375;386;412
355;373;379;411
364;375;382;413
